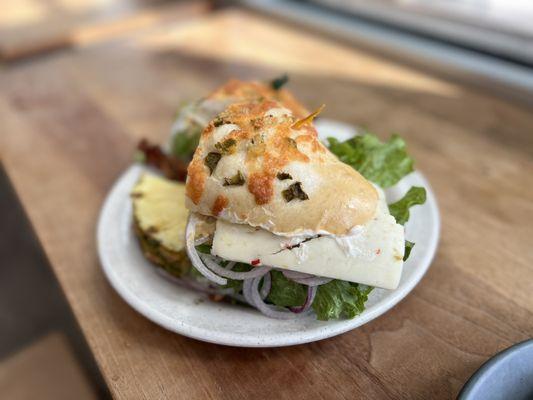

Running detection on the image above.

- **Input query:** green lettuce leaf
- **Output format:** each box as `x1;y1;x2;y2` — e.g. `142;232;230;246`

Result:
223;263;253;291
388;186;426;225
312;280;373;321
171;125;202;161
327;133;414;187
267;271;307;307
403;240;415;261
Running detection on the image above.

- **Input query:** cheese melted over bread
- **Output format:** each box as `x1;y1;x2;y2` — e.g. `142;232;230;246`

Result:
204;79;309;119
185;100;378;236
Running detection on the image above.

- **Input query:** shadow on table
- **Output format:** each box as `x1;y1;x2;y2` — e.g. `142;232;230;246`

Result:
0;165;111;399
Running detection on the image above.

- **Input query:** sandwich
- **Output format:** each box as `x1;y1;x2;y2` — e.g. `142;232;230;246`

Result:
169;77;308;162
135;77;307;179
134;77;426;320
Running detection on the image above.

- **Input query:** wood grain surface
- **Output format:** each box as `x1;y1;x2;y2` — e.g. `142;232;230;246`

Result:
0;0;209;61
1;8;533;400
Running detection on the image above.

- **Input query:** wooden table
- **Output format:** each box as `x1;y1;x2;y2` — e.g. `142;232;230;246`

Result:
0;0;209;61
1;6;533;399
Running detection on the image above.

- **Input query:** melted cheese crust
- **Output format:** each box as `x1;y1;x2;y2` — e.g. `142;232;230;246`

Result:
186;100;378;236
206;79;309;118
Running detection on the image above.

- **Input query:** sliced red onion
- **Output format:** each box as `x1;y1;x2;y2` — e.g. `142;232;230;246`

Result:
282;270;332;286
200;253;271;280
289;286;317;313
281;270;314;280
156;269;248;303
289;277;333;286
225;261;236;270
185;214;227;285
242;279;253;304
243;277;308;319
194;235;210;246
259;272;271;299
155;268;233;295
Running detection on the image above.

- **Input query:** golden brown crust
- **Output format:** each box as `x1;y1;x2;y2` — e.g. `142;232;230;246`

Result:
185;99;378;236
248;171;274;205
206;79;308;118
186;159;206;205
188;100;314;206
211;195;228;216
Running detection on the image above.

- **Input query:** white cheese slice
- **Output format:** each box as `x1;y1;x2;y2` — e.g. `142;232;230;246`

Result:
211;189;405;290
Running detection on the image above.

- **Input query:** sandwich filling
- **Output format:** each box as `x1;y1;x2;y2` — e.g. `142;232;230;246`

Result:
210;186;404;290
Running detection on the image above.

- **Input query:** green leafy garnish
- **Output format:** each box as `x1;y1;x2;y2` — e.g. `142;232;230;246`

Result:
267;271;307;307
276;172;292;180
389;187;427;225
404;240;415;261
270;74;289;90
312;280;373;321
328;133;425;262
195;243;212;254
282;182;309;202
172;125;202;161
133;150;146;163
223;263;252;291
213;117;230;127
204;152;222;175
327;134;414;187
223;171;245;186
215;138;237;154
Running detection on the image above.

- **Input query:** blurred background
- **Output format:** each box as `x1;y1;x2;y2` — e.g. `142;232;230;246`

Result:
2;0;533;92
1;0;532;398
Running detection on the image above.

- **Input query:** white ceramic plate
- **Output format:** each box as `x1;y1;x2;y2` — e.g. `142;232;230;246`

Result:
97;119;440;347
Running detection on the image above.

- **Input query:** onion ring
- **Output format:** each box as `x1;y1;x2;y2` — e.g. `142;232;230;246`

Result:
185;214;227;285
259;272;271;299
281;270;314;280
282;270;332;286
200;254;271;280
194;236;210;246
225;261;236;270
243;277;308;319
289;277;332;286
289;286;317;313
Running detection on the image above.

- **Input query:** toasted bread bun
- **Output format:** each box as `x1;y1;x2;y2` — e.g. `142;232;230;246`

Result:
171;79;309;148
185;100;378;236
204;79;308;118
